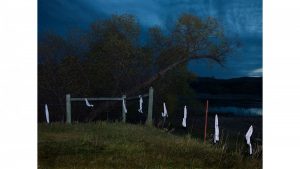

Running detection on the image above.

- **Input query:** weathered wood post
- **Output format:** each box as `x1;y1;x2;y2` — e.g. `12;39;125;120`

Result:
66;94;71;124
204;100;209;143
146;87;154;126
122;95;126;123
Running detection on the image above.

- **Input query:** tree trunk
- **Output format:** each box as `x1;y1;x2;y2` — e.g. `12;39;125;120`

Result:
88;54;216;121
126;57;189;96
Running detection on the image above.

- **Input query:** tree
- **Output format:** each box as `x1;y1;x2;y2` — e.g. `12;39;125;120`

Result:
38;13;237;122
128;14;233;95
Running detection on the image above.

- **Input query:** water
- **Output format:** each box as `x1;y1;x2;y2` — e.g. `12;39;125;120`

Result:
209;106;262;116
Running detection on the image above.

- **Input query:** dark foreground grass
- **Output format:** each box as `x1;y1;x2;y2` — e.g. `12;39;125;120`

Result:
38;122;262;169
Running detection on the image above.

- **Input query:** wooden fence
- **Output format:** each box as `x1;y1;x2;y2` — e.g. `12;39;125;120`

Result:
65;87;154;126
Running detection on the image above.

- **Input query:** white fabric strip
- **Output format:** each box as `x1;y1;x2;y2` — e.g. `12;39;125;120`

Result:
214;114;219;143
45;104;50;124
182;118;186;128
182;105;187;127
245;125;253;155
122;98;127;113
85;98;94;107
138;95;143;113
161;102;168;117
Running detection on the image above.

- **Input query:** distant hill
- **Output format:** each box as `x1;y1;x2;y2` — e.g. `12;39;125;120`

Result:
190;77;262;96
190;77;262;108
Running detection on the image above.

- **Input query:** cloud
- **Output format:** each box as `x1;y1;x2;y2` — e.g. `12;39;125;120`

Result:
248;68;263;77
38;0;262;78
39;0;262;36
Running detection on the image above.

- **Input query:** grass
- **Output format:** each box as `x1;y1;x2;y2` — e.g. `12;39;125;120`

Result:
38;122;262;169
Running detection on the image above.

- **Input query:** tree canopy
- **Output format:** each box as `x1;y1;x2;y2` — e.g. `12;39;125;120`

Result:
38;13;236;122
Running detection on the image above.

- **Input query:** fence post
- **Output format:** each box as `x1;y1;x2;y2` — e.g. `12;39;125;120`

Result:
204;100;209;143
146;87;154;126
122;95;126;123
66;94;71;124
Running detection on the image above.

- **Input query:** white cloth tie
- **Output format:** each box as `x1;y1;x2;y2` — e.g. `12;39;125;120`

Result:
138;95;143;113
122;98;127;113
245;125;253;155
182;106;187;127
45;104;50;124
85;98;94;107
161;102;168;117
214;114;219;143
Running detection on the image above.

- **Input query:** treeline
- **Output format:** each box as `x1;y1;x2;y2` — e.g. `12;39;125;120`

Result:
38;13;235;122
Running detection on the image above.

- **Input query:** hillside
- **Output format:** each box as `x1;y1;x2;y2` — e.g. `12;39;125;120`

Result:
38;122;262;169
190;77;262;108
190;77;262;96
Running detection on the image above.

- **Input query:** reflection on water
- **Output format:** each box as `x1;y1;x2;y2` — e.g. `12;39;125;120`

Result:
209;106;262;116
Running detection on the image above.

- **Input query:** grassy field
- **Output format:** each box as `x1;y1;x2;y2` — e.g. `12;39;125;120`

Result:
38;122;262;169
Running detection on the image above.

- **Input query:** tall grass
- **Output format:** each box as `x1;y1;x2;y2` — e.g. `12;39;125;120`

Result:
38;122;262;169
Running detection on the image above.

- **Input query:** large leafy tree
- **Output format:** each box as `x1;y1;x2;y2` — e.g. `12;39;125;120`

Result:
83;15;153;120
130;14;232;94
38;14;235;122
133;14;234;120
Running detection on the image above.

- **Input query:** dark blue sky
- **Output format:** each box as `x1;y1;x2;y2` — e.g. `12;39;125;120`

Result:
38;0;262;79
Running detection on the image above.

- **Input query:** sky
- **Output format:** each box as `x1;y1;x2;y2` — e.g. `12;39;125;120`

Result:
38;0;262;79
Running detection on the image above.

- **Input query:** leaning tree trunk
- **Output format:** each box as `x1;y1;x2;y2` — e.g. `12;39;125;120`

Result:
87;54;220;121
126;53;218;96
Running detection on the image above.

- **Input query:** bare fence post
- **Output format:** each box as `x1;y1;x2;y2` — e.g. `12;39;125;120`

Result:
122;95;126;123
66;94;71;124
204;100;209;143
146;87;154;126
